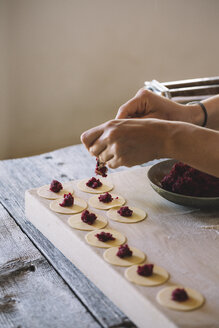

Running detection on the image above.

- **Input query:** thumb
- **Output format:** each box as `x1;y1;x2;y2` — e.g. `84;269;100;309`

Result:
115;97;139;119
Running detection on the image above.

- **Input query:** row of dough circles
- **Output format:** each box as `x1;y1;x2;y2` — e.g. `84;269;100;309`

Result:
37;182;88;214
38;181;205;311
66;183;151;280
38;179;147;224
78;177;148;223
76;177;146;227
78;178;147;222
84;228;167;282
85;226;204;311
81;184;204;312
37;176;113;199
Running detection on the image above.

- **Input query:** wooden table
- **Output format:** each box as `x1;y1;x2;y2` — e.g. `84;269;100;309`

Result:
0;145;136;328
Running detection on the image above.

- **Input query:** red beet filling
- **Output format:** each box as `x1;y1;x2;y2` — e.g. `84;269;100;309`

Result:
81;210;97;225
117;206;133;217
171;288;189;302
116;244;133;258
95;231;115;242
86;177;102;189
59;193;74;207
137;264;154;276
95;158;108;177
98;192;113;203
161;162;219;197
50;180;63;193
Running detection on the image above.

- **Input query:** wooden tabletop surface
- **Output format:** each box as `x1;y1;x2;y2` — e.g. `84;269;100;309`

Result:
0;144;138;328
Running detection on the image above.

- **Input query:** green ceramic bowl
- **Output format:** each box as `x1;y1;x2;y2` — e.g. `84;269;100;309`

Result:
147;159;219;208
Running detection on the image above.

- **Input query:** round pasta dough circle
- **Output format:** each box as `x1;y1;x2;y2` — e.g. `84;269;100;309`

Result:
38;182;74;199
156;286;205;311
77;178;113;194
68;213;107;231
85;228;126;248
125;264;169;286
88;193;125;210
103;246;146;267
107;206;147;223
50;197;87;214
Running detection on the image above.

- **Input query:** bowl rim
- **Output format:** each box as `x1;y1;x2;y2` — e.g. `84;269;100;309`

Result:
147;159;219;201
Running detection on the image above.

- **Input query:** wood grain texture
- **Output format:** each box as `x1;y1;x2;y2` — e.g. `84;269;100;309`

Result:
0;145;135;328
26;167;219;328
0;203;100;328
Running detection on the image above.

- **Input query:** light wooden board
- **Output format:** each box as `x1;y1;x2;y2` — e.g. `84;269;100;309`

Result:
25;166;219;328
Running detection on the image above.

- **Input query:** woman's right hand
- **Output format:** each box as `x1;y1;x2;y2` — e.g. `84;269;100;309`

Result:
116;88;205;126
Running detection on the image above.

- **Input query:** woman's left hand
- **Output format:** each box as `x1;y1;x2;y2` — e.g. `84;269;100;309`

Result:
81;118;167;168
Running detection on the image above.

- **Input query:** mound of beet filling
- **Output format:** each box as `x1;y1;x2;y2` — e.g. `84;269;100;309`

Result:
95;158;108;177
117;244;133;258
161;162;219;197
95;231;115;242
86;177;102;189
117;206;133;217
81;210;97;225
137;264;154;277
98;192;113;203
171;288;189;302
59;193;74;207
50;180;63;193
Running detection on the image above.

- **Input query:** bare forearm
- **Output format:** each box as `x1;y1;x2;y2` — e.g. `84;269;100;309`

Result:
116;89;219;131
187;95;219;130
203;95;219;130
164;121;219;177
81;116;219;176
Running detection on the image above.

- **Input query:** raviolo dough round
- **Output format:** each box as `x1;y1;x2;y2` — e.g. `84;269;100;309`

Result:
125;264;169;286
156;286;205;311
77;178;113;194
37;182;74;199
88;193;125;210
50;197;87;214
68;213;107;231
107;206;147;223
103;246;146;267
85;228;126;248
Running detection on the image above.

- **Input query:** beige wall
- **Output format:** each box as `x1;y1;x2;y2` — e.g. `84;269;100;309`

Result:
1;0;219;159
0;0;10;159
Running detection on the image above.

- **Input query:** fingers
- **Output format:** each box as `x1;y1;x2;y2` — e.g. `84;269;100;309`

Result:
102;143;122;168
93;143;117;166
107;157;119;169
81;121;115;163
81;120;123;168
116;97;139;119
135;87;148;97
101;152;114;164
90;142;107;158
116;92;149;119
80;125;103;149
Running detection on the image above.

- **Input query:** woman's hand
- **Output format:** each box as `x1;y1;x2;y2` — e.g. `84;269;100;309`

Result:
81;119;168;168
116;88;205;126
81;91;219;176
81;117;219;177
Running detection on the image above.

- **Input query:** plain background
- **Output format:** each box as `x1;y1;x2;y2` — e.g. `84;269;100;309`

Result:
0;0;219;160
